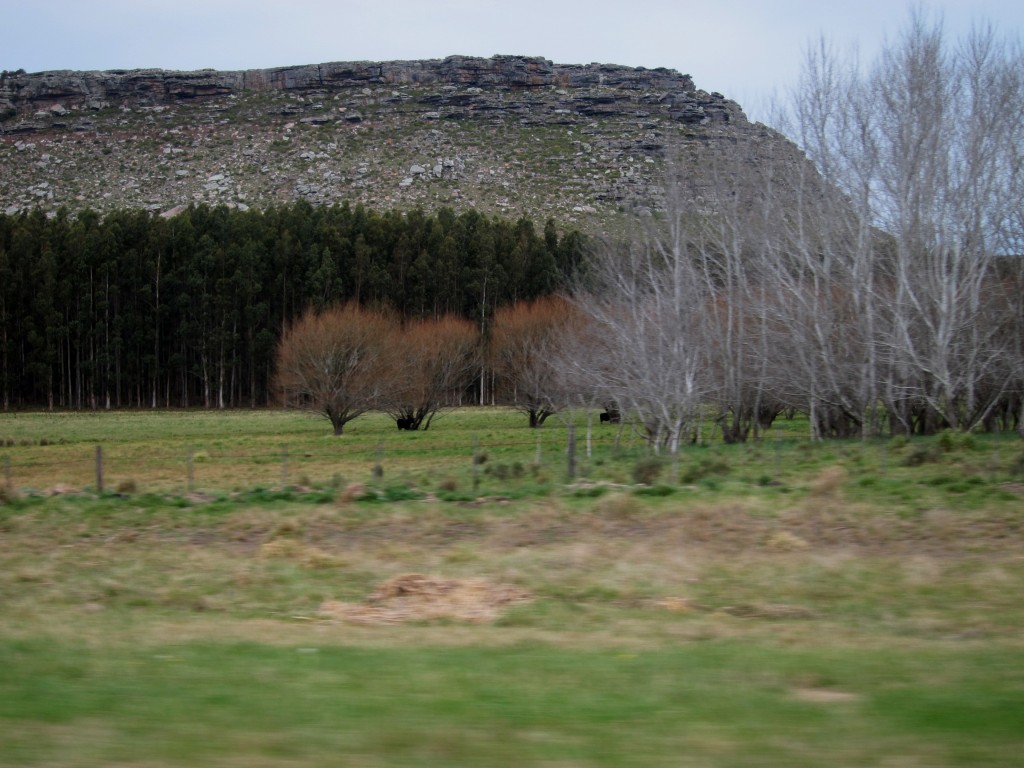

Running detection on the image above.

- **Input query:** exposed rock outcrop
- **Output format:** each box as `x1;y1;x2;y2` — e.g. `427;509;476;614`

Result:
0;55;785;231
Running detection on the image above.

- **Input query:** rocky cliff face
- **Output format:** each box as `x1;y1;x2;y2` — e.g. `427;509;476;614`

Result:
0;55;786;231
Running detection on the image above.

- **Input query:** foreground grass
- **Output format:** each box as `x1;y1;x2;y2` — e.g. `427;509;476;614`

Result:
2;410;1023;765
3;638;1022;767
2;489;1024;766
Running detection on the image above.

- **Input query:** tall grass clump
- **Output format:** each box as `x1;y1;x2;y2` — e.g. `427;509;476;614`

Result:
632;456;664;485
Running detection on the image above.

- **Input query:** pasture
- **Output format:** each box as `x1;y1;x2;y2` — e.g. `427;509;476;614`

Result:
2;409;1024;766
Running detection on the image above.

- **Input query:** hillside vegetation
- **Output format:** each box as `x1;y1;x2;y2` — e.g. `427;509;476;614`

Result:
0;56;762;230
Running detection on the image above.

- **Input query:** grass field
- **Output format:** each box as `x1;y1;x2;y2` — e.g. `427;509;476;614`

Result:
2;408;1024;766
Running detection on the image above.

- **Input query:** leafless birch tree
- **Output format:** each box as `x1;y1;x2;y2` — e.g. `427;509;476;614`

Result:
774;12;1024;434
575;202;710;453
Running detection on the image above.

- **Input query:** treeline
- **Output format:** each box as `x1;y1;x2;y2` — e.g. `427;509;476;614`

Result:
557;15;1024;443
0;201;586;409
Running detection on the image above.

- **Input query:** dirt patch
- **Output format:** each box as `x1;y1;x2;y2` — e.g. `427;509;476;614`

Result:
318;573;532;625
791;687;861;703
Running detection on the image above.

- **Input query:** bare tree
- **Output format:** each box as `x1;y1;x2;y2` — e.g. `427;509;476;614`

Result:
383;314;480;430
681;138;796;442
867;18;1023;431
490;296;580;427
771;12;1024;435
274;303;395;435
576;208;710;453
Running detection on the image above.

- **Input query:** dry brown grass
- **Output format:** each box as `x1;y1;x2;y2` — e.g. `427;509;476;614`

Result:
4;490;1024;655
318;573;533;624
807;465;848;498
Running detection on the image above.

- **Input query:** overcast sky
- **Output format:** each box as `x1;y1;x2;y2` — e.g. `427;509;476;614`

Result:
5;1;1023;120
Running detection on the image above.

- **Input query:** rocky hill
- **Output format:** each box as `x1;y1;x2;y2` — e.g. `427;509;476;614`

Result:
0;55;787;233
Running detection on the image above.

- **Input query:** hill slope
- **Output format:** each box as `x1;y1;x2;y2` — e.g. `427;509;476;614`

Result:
1;55;788;232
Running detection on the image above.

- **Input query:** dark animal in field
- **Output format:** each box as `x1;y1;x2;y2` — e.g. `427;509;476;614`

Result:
396;418;415;430
600;410;621;424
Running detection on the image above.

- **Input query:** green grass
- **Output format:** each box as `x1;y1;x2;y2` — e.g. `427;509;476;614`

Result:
0;639;1022;766
1;409;1023;765
1;408;1021;515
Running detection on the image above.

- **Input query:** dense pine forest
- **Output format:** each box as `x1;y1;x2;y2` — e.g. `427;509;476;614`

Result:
0;203;586;409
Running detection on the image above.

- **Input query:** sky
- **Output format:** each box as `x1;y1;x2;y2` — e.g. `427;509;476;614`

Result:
4;0;1023;121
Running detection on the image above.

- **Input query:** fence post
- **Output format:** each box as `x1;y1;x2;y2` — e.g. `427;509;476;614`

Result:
3;456;11;494
95;444;104;494
281;444;289;488
472;434;482;493
566;422;576;482
586;412;593;459
535;433;542;466
187;447;195;493
372;441;383;480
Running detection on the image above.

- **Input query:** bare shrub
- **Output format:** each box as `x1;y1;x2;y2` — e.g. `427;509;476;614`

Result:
633;456;665;485
903;444;941;467
274;303;396;435
490;296;584;427
383;314;480;430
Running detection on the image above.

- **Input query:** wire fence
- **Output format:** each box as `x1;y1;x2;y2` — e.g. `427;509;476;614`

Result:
0;419;817;496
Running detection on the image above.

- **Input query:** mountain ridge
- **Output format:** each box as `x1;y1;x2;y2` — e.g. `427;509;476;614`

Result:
0;55;787;232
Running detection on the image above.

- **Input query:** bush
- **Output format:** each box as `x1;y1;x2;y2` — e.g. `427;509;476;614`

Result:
571;485;608;498
381;484;424;502
633;456;664;485
487;462;522;481
1008;450;1024;478
888;435;910;452
935;429;977;454
681;456;730;484
438;489;476;502
489;462;512;481
903;443;941;467
633;484;676;497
